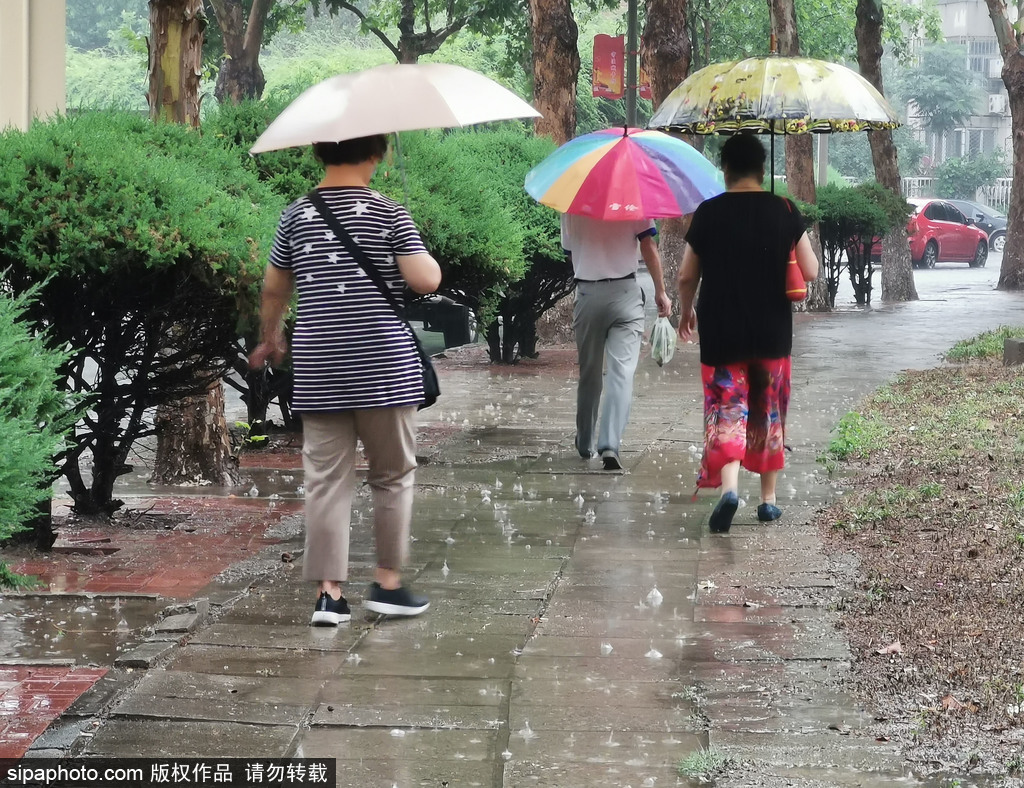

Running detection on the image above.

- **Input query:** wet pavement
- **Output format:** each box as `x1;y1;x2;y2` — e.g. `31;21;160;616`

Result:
3;262;1024;785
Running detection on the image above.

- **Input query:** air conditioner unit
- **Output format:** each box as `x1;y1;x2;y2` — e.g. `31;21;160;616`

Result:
989;93;1008;115
988;59;1003;80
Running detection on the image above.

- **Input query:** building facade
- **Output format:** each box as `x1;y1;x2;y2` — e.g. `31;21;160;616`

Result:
0;0;67;132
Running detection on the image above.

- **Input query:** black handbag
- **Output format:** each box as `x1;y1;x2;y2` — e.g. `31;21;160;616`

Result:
306;190;440;410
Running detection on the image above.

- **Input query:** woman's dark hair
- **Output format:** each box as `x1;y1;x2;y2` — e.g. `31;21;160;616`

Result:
720;133;766;180
313;134;389;166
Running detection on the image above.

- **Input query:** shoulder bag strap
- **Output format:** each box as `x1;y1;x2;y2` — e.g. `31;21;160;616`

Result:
306;189;407;318
306;189;430;356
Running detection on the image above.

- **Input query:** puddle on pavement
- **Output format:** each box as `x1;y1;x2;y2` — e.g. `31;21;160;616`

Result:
0;595;164;665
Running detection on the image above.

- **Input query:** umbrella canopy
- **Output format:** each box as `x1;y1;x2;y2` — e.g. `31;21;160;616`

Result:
524;128;724;221
250;63;540;154
648;56;900;135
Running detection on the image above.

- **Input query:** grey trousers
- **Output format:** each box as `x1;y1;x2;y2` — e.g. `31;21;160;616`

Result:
573;278;645;455
300;407;418;583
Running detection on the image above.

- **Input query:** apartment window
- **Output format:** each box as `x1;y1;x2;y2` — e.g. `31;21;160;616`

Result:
968;129;982;157
983;128;996;155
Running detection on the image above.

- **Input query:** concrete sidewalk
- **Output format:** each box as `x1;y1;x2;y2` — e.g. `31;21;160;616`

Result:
12;265;1024;786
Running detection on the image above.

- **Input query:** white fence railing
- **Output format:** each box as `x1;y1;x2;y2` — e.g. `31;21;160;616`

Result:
899;176;1012;212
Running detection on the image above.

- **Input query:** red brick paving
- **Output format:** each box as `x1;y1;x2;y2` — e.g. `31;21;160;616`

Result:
0;666;106;757
9;497;302;599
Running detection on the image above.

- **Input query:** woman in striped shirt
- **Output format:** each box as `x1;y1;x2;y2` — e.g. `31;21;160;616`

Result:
250;134;441;625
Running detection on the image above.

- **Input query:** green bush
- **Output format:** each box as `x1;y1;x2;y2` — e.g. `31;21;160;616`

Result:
0;291;79;587
434;128;568;361
0;110;282;514
934;153;1008;200
375;129;527;320
816;181;908;307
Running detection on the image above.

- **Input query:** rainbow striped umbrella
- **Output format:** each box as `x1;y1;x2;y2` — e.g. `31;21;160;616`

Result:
524;127;723;221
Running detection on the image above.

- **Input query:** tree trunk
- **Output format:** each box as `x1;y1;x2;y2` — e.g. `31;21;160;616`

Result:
640;0;690;109
983;0;1024;289
148;0;237;487
770;0;825;311
772;0;815;205
210;0;271;103
856;0;918;303
641;0;691;309
147;0;205;127
529;0;579;144
152;384;241;486
999;62;1024;289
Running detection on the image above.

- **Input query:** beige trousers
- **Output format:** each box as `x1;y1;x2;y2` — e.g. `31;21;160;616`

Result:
300;407;418;583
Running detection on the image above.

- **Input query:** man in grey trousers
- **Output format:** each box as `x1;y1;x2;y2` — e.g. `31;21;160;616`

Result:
562;213;673;470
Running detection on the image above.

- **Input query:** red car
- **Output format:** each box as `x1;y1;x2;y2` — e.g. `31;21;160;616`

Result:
867;198;989;268
905;198;989;268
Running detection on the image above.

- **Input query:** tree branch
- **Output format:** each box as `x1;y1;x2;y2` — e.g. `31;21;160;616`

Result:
333;1;401;60
244;0;276;55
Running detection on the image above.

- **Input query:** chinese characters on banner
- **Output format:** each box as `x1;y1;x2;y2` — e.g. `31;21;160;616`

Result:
592;35;653;101
592;34;624;99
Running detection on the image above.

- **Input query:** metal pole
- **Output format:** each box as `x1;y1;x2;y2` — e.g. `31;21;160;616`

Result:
626;0;637;128
816;133;829;187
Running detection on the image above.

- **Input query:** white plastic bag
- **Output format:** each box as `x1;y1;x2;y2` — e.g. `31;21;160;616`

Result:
650;317;676;367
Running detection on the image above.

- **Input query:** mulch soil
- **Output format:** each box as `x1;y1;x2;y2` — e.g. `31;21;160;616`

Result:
819;357;1024;775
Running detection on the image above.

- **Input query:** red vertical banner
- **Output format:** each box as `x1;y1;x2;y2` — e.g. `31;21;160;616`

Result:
638;64;653;100
593;34;625;99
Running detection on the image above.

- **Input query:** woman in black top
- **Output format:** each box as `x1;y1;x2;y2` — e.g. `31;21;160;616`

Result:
677;133;819;533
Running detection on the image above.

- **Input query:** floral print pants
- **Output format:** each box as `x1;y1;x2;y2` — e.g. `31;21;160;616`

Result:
698;358;791;489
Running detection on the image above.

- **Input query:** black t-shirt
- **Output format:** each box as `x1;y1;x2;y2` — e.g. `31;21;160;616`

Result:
685;191;805;366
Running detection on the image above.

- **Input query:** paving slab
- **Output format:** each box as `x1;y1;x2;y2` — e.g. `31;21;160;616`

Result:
81;719;298;758
329;759;496;788
298;727;500;760
11;267;1024;783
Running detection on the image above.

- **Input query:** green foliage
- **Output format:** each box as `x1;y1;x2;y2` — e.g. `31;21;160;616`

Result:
66;0;146;51
823;411;887;463
438;129;560;268
65;48;148;112
883;1;944;63
934;153;1009;201
677;748;732;781
262;45;393;104
0;291;80;586
0;110;282;513
898;44;982;135
203;99;322;200
828;123;927;182
375;130;528;319
436;130;572;361
947;326;1024;361
816;181;908;306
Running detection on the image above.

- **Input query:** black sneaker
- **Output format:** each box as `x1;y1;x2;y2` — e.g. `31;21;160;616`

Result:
364;583;430;617
757;503;783;522
311;592;351;626
600;449;623;470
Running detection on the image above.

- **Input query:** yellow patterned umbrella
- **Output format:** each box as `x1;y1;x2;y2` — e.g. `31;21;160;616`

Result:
648;55;900;135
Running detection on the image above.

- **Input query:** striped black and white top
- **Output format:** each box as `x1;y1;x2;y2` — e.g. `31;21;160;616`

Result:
269;187;428;411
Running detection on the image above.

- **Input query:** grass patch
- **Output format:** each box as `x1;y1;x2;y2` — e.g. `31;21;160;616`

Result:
822;411;888;463
677;747;731;782
947;325;1024;362
820;355;1024;755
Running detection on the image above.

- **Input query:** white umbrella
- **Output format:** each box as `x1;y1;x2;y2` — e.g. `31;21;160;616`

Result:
250;63;541;154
